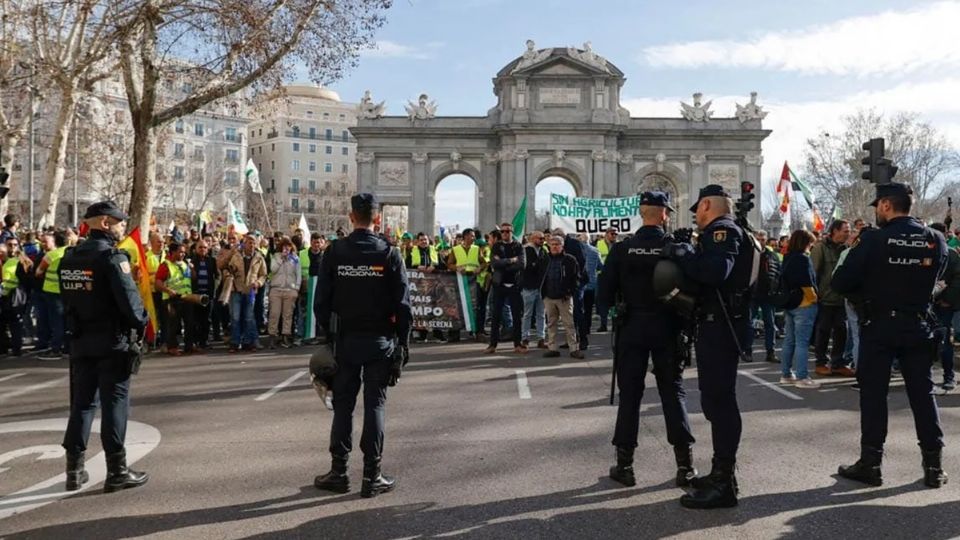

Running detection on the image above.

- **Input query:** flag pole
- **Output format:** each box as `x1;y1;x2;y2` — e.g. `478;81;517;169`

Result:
259;192;274;235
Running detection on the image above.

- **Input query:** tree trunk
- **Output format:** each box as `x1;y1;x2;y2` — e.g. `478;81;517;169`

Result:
37;85;76;228
0;134;21;218
128;120;157;234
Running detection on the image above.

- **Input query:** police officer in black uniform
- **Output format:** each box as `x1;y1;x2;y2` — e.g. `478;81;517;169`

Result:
599;191;697;489
314;193;412;498
833;183;948;488
60;201;149;493
663;184;754;509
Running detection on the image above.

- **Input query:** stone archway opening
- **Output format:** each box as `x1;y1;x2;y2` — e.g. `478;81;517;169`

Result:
535;175;578;232
637;173;683;230
434;173;478;238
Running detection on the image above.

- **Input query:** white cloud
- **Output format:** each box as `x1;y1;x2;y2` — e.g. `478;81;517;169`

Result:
622;79;960;194
641;1;960;76
359;40;441;60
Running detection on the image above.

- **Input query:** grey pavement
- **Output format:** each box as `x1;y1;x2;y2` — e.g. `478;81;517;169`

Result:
0;335;958;539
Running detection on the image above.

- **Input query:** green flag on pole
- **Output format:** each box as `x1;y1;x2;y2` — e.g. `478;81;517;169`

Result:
512;196;527;238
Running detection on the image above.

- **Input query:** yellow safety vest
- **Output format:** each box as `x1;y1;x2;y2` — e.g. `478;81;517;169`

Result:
299;248;311;279
410;246;439;267
162;260;192;300
452;244;480;272
477;246;492;287
146;249;165;293
597;239;611;264
42;247;67;294
2;258;19;297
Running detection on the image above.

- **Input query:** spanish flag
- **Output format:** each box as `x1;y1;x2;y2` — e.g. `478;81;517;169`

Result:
117;227;158;343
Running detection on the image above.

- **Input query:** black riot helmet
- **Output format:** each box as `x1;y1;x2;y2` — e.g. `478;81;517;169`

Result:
652;259;699;318
309;347;337;388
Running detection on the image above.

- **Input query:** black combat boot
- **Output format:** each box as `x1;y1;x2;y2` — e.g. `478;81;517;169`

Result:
674;445;698;487
65;452;89;491
361;458;396;498
103;451;149;493
681;458;738;509
922;448;948;488
609;447;636;487
838;446;883;486
314;454;350;493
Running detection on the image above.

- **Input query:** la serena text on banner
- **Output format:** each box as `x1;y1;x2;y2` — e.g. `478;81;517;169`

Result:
549;193;640;234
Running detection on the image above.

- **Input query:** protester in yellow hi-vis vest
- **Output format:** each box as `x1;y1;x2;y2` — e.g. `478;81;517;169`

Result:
155;242;195;355
405;232;440;271
34;230;68;360
594;227;618;332
146;231;166;347
445;228;487;341
298;232;326;344
0;237;31;356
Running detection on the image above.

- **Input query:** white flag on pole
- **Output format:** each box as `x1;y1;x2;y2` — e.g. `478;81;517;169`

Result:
244;159;262;194
298;213;311;241
228;199;249;235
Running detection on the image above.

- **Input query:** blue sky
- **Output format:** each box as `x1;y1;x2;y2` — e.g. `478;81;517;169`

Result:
315;0;960;229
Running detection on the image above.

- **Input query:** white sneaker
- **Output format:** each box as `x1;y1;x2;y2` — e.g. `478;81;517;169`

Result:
795;378;821;389
779;375;797;384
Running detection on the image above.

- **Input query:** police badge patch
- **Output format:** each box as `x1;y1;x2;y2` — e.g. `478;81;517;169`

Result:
713;230;727;243
119;261;131;274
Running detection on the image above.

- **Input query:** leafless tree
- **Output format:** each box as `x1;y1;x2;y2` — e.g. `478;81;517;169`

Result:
114;0;391;233
803;109;960;223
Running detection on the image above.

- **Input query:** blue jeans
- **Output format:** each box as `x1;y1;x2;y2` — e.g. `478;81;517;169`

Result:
844;300;861;369
40;291;65;352
936;306;956;383
781;304;818;379
747;301;777;353
521;288;545;341
229;291;259;347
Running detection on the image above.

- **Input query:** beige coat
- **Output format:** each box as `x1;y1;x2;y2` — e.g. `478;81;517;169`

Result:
217;248;267;296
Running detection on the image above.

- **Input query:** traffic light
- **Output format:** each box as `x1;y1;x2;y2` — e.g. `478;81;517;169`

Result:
736;181;755;215
861;138;898;184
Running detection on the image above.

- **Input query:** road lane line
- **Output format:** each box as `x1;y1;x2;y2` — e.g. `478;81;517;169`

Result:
515;370;532;399
0;376;68;404
0;373;27;384
255;370;307;402
738;370;803;401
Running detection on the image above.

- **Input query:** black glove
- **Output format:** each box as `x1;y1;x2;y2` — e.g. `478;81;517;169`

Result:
662;241;695;261
387;344;409;387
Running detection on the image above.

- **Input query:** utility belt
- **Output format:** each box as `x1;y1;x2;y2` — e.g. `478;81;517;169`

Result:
861;303;933;326
696;291;749;322
338;320;395;337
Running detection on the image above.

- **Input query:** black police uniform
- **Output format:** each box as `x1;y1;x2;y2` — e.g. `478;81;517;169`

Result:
598;191;696;489
668;184;754;509
60;201;149;493
314;193;412;498
832;183;948;488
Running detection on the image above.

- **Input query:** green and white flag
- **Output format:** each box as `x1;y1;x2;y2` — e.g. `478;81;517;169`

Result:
456;274;476;333
512;196;527;238
244;159;262;194
303;276;318;339
228;199;249;235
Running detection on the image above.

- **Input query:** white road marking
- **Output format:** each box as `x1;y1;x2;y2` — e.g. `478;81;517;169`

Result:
0;445;64;474
0;376;68;404
255;370;308;401
738;370;803;401
0;418;161;520
515;370;532;399
0;373;27;384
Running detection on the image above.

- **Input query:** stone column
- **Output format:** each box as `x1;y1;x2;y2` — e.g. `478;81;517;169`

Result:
480;152;500;228
617;153;633;197
356;152;375;192
411;152;429;234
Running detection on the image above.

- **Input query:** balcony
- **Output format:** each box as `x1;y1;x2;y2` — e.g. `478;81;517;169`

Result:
224;133;242;143
224;156;239;164
287;187;302;194
266;130;279;139
191;154;205;162
284;130;356;144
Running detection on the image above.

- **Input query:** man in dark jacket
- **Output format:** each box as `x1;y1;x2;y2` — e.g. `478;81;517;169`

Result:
811;220;853;376
541;234;583;359
554;229;587;348
931;222;959;390
484;222;527;354
187;238;218;349
520;230;548;349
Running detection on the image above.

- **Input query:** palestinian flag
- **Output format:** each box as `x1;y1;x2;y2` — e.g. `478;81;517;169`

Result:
785;163;816;208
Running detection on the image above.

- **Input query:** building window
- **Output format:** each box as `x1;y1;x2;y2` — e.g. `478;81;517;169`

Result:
292;142;300;152
323;112;330;120
175;120;184;134
308;179;316;191
292;126;300;137
341;147;349;156
192;168;203;182
225;127;238;142
341;130;349;141
271;143;275;152
325;145;332;154
309;144;316;153
225;171;239;186
292;178;300;190
259;147;263;154
324;162;333;173
308;200;315;211
306;110;313;116
292;198;299;210
173;166;184;180
173;143;184;158
308;161;316;172
225;149;239;163
258;128;262;137
194;123;204;136
309;127;316;138
341;163;349;174
271;161;275;170
339;114;345;122
291;160;300;171
193;146;204;161
325;128;332;140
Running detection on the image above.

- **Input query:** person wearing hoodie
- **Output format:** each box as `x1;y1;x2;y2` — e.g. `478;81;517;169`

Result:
267;237;302;348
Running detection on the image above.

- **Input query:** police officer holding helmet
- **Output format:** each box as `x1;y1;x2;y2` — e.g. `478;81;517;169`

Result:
662;184;754;509
833;182;948;488
314;193;412;498
59;201;149;493
599;191;697;489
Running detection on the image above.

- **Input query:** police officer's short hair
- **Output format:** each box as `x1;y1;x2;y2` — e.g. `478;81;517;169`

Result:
930;222;948;234
881;194;912;214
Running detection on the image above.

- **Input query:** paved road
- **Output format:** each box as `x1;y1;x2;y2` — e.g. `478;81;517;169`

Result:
1;335;958;539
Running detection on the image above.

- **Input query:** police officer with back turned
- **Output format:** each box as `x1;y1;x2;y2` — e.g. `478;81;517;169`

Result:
314;193;412;498
60;201;149;493
599;191;697;489
663;184;754;509
833;182;948;488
